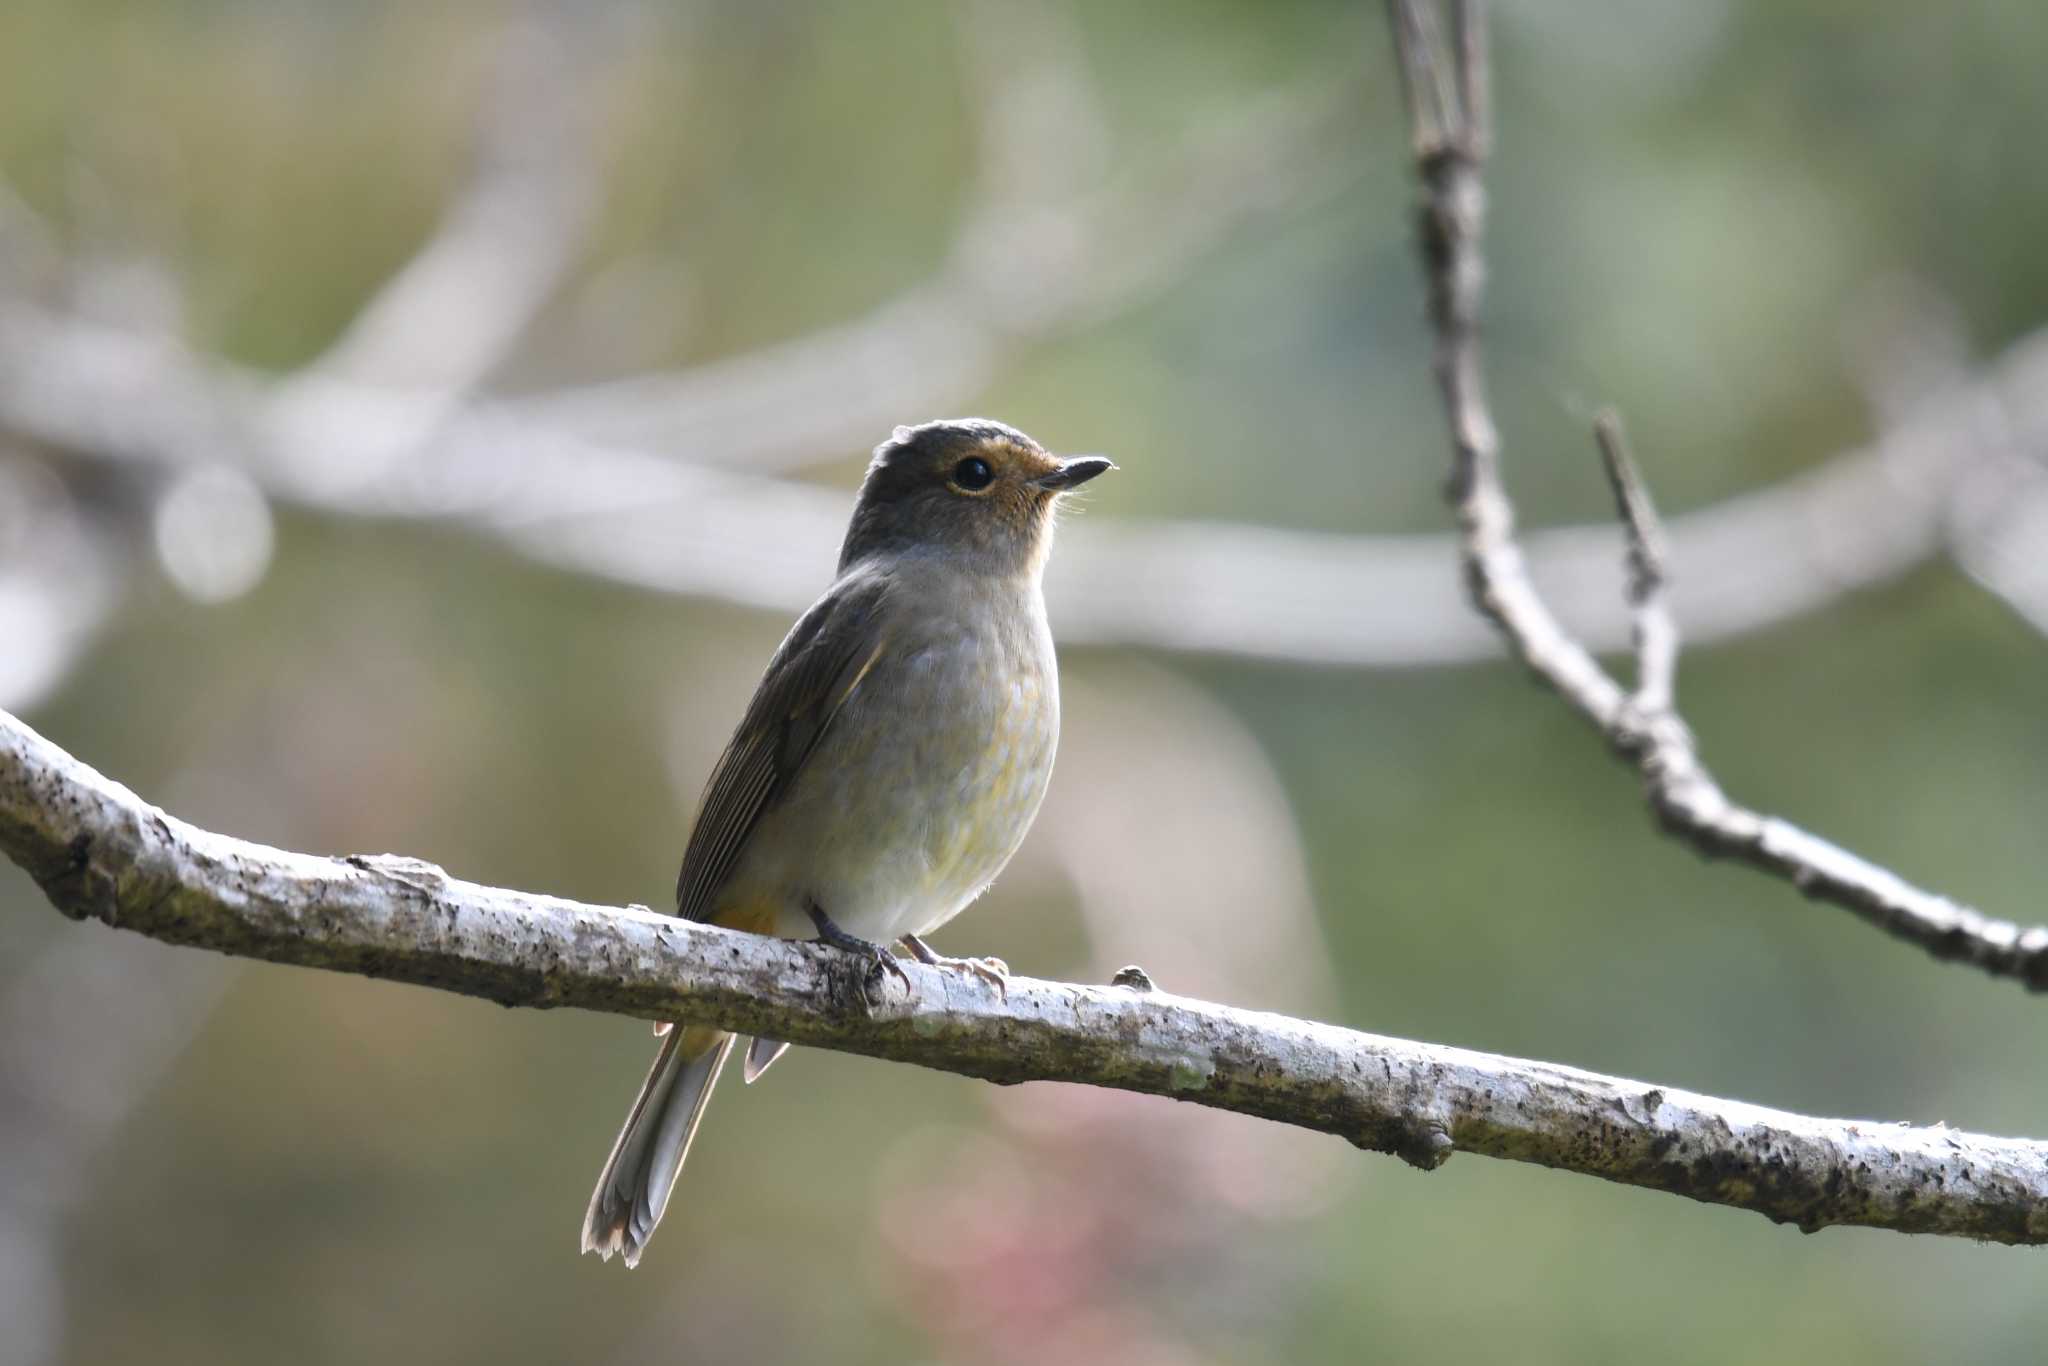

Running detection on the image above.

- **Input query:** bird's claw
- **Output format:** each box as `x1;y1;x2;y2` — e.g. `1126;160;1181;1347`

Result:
867;946;913;989
900;935;1010;997
820;935;911;992
807;902;911;993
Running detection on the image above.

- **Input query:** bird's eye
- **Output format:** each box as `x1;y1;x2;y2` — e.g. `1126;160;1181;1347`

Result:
951;457;994;491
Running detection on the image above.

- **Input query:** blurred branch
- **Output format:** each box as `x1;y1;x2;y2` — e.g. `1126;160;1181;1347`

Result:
490;68;1356;471
0;455;126;709
1844;278;2048;640
296;17;598;396
1953;469;2048;636
8;298;2047;668
0;930;232;1366
1386;1;2048;986
0;4;606;711
7;0;2047;668
256;6;606;497
6;708;2048;1245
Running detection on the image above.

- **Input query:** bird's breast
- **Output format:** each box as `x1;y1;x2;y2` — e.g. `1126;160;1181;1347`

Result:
729;586;1061;941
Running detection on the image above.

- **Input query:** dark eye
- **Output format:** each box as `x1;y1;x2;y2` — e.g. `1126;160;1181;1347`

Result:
952;457;994;491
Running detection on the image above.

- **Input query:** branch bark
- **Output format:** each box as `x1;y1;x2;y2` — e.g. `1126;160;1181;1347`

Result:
4;707;2046;1244
1387;0;2048;990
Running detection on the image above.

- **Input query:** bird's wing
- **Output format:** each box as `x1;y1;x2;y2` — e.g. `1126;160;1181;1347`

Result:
675;573;894;924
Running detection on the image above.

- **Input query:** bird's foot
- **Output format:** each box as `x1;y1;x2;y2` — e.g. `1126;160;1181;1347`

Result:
806;902;912;990
900;933;1010;997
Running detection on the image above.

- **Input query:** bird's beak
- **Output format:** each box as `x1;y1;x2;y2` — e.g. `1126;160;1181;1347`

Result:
1033;455;1115;492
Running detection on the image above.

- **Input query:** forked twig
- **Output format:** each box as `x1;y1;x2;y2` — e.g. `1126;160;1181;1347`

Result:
1386;0;2048;988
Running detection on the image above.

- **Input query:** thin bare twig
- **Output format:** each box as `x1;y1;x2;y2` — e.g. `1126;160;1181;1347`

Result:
1388;0;1458;157
3;705;2046;1245
1451;0;1491;158
1386;0;2048;988
1595;410;1677;714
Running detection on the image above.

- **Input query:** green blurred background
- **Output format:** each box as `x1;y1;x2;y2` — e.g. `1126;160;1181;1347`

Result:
4;2;2048;1363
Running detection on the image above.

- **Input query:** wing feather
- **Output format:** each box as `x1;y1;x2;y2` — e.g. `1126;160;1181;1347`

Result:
675;574;893;923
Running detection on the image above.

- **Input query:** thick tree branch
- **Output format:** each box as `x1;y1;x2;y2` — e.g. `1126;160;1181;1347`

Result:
1387;0;2048;989
4;707;2046;1243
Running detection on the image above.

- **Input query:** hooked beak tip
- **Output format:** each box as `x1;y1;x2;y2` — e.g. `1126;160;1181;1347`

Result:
1036;455;1116;492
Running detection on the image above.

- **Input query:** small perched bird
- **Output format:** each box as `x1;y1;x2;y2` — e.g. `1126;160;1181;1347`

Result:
582;418;1112;1267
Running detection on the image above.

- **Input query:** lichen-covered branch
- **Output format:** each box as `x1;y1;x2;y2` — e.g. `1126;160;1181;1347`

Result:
1385;0;2048;989
4;707;2045;1244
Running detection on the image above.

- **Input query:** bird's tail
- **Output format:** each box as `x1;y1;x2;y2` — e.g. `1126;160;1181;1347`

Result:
581;1024;734;1267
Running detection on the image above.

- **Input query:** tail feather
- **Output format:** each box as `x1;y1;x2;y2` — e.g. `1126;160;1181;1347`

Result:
581;1025;734;1267
743;1035;790;1083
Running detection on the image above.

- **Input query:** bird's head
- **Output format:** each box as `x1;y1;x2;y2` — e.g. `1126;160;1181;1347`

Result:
839;419;1113;578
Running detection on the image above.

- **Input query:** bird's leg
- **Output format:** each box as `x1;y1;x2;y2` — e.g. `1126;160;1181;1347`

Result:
900;933;1010;996
806;900;911;988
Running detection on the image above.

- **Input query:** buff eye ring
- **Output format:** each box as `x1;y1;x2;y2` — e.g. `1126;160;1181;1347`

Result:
951;456;995;492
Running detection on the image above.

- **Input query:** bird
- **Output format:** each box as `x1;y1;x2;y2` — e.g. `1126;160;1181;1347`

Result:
581;417;1112;1267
